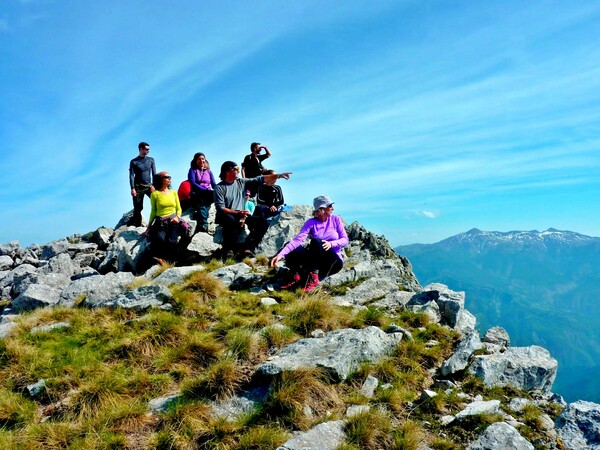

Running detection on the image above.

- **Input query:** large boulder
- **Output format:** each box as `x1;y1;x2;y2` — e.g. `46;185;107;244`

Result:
39;253;79;277
0;241;22;258
467;422;534;450
440;331;482;376
97;228;150;274
257;326;402;382
0;255;13;271
555;400;600;450
81;272;136;307
40;239;70;260
151;266;206;286
186;233;220;259
468;345;557;393
256;205;312;257
12;284;63;312
407;284;476;334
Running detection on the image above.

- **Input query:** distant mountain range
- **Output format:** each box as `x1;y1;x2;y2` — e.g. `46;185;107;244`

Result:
396;228;600;403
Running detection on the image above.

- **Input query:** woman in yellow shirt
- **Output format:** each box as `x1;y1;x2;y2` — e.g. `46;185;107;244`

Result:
144;171;191;261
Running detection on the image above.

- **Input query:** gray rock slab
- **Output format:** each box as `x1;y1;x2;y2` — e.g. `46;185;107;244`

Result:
467;422;534;450
257;326;402;382
211;385;270;421
187;233;220;258
508;398;532;412
30;322;71;334
0;321;17;339
371;290;415;312
12;284;62;313
360;375;379;398
210;263;252;288
80;272;136;308
346;405;370;417
98;228;150;274
333;277;401;306
468;345;557;393
40;253;78;277
0;240;22;258
483;326;510;348
0;255;13;271
278;420;346;450
456;400;501;420
555;400;600;450
151;265;205;286
101;285;172;311
148;394;183;413
1;264;37;290
40;239;70;260
440;332;483;376
256;205;313;257
260;297;278;306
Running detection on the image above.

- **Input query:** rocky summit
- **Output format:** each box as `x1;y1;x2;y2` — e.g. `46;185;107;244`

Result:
0;206;598;449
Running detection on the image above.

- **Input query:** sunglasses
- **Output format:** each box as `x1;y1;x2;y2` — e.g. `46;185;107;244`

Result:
231;166;240;171
162;175;172;179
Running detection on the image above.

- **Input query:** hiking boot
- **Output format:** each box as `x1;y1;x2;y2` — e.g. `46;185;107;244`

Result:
302;272;320;293
280;272;301;290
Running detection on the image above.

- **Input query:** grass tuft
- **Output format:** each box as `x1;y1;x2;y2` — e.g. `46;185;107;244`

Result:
283;293;351;336
183;270;226;302
182;358;245;400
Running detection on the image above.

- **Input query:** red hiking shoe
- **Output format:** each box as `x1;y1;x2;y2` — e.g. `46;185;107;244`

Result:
302;272;320;293
280;272;301;290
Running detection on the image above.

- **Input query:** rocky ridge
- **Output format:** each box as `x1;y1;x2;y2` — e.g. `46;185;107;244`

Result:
0;206;598;449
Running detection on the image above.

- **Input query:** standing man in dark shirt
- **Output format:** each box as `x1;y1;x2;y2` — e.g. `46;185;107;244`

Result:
241;143;271;195
129;142;156;226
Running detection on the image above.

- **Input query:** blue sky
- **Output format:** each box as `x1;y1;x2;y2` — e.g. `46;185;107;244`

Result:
1;0;600;247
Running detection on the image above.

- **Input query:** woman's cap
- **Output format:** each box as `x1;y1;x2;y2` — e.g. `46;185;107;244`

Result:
313;195;334;210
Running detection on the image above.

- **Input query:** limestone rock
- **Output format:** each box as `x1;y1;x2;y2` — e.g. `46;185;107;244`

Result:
95;284;171;311
81;272;136;307
211;385;270;421
148;394;182;414
0;321;18;339
1;264;37;292
98;228;150;274
256;205;312;257
440;332;483;376
408;284;476;334
0;241;22;258
85;227;113;250
257;326;402;382
186;232;220;258
555;400;600;450
346;405;370;417
455;400;501;420
483;326;510;353
30;322;71;334
26;379;47;398
467;422;534;450
360;375;379;398
151;266;206;286
40;239;70;260
44;253;79;277
278;420;346;450
13;272;71;298
0;255;13;271
210;263;252;288
468;345;557;393
332;277;401;306
12;284;62;312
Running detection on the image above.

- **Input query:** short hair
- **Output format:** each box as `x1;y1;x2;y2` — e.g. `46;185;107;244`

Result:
190;152;210;170
263;169;275;175
250;142;260;152
138;142;149;150
219;161;238;181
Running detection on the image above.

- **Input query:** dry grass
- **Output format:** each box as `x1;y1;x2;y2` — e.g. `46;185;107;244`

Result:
183;270;226;302
283;293;352;336
265;368;344;430
182;358;246;400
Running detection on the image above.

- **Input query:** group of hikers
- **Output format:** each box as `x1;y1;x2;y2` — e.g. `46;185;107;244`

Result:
128;141;348;292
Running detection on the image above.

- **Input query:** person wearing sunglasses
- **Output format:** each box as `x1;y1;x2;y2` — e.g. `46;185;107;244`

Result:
129;141;156;227
214;161;291;258
143;171;191;261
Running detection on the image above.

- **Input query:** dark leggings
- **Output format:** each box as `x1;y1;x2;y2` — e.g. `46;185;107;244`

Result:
284;238;344;279
216;212;269;252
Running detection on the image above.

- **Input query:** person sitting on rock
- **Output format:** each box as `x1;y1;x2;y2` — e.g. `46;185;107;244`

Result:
270;195;348;292
254;169;284;220
143;171;192;262
188;152;217;233
214;161;291;258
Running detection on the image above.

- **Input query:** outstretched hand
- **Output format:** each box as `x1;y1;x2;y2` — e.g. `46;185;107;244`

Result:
278;172;292;180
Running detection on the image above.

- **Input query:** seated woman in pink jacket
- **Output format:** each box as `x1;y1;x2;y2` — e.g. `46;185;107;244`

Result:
270;195;348;292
